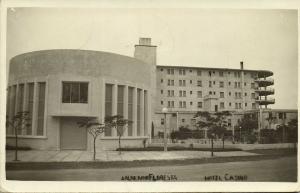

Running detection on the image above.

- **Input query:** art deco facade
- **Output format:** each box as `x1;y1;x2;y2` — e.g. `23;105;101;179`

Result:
6;39;155;150
7;37;290;151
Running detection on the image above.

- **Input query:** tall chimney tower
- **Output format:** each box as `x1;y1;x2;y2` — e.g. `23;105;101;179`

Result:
134;38;157;133
240;61;244;70
134;38;157;65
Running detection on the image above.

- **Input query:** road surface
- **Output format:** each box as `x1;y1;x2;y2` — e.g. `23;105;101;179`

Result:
6;156;296;181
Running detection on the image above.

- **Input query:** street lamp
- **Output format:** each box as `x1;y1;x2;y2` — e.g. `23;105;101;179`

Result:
162;107;168;152
239;126;242;143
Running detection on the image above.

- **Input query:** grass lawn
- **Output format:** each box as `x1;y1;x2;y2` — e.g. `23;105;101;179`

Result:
116;146;242;152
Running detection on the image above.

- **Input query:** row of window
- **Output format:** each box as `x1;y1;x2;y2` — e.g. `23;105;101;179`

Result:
163;79;256;89
105;84;148;137
161;100;256;109
162;89;256;99
162;68;257;78
6;82;46;136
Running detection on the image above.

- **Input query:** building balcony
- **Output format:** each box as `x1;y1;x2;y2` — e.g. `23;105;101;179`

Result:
255;97;275;105
255;87;275;96
257;70;273;78
255;78;274;87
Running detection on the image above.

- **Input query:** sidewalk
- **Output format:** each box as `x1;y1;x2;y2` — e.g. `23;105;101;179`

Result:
6;150;259;162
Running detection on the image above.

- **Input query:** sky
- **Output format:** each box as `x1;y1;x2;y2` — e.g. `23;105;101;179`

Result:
6;8;298;109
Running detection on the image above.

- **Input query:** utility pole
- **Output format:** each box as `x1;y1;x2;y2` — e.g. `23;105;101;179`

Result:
162;107;168;152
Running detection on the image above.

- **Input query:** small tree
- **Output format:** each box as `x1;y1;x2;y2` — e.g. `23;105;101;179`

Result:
78;118;105;161
105;115;132;154
237;117;258;143
6;111;31;161
194;111;231;156
287;118;298;150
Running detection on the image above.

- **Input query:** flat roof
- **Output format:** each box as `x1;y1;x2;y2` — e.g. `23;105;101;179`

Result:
157;65;273;76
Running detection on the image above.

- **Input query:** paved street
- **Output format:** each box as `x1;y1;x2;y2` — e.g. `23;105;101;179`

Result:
6;156;296;182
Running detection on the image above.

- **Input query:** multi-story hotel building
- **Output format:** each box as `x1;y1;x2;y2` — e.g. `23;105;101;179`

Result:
6;37;296;150
153;62;275;135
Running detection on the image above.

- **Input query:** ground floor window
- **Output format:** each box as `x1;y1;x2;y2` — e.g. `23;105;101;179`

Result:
6;82;46;137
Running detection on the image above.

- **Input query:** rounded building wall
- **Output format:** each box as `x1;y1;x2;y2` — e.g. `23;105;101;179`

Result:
6;49;153;151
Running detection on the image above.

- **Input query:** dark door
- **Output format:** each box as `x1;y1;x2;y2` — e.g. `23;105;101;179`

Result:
60;117;87;150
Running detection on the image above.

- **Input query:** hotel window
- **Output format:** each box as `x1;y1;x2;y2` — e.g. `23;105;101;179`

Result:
238;82;241;88
161;101;163;105
219;81;224;88
234;82;237;88
160;68;163;72
161;118;165;125
238;92;242;98
190;102;193;106
234;72;237;77
197;70;202;76
127;87;134;136
209;71;212;76
251;93;256;99
229;92;231;96
198;102;203;108
237;72;241;78
168;101;174;108
235;103;238;109
190;70;192;73
251;83;255;89
239;103;242;109
235;92;237;98
244;82;247;86
161;90;163;94
197;81;202;87
213;91;216;95
229;102;231;107
190;91;193;95
179;101;186;108
179;69;186;75
182;119;185;123
209;91;212;95
197;91;202;98
213;81;215;85
245;92;247;96
228;81;231;86
161;79;163;83
209;81;212;87
245;103;247;107
167;69;174;75
179;80;186;86
219;71;224;77
190;80;192;84
220;102;225;109
62;82;88;103
220;92;224;98
252;103;256;109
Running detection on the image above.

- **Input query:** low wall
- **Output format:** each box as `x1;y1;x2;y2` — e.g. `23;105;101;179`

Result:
150;140;296;150
6;137;59;150
94;137;148;151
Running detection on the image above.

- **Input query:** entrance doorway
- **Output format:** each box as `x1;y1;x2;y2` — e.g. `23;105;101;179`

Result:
60;117;87;150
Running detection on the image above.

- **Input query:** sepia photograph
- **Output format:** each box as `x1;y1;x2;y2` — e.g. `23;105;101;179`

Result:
1;1;299;192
